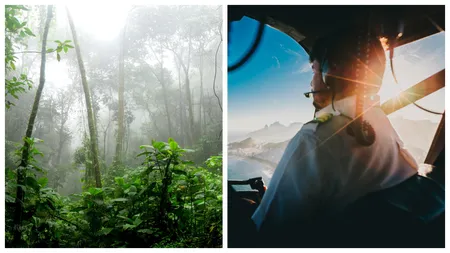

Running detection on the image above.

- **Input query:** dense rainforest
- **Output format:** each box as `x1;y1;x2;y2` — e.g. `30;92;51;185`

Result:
5;5;223;248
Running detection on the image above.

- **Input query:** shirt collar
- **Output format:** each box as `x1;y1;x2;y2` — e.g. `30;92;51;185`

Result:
315;95;380;118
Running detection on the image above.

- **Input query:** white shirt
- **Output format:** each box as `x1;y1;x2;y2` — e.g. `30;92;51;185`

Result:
251;95;418;231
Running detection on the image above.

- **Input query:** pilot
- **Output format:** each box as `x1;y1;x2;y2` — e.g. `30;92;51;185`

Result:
251;29;420;246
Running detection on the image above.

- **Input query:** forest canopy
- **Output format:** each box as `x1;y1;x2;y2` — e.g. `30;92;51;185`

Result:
5;5;223;248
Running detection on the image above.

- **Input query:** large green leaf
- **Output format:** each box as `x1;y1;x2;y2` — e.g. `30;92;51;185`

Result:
128;185;137;193
117;215;134;224
37;177;48;187
139;145;154;150
115;177;125;186
122;224;136;230
111;198;128;202
133;217;142;226
172;169;187;175
169;139;179;150
24;176;40;191
194;200;205;206
88;187;103;196
5;194;15;203
195;193;204;200
99;227;113;235
137;151;151;157
152;141;165;151
24;27;35;36
71;206;87;212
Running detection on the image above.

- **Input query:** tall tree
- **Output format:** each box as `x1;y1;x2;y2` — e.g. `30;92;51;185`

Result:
173;54;186;146
212;22;223;113
66;7;102;188
167;38;194;145
55;87;75;165
198;44;205;137
114;25;126;166
148;44;174;139
13;5;53;246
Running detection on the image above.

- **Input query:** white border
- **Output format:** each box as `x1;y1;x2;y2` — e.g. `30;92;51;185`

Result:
222;4;229;250
1;0;450;252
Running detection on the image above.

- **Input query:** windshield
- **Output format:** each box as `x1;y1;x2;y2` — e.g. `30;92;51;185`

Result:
228;16;445;183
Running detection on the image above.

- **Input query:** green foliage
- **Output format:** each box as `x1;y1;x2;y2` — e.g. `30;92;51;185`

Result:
46;40;74;62
5;6;74;109
5;5;35;109
74;133;99;189
205;155;222;173
6;138;222;248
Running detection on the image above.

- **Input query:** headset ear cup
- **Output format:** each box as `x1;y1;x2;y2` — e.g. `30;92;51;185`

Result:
322;60;341;89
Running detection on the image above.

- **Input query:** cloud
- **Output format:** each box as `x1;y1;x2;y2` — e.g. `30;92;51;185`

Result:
292;61;311;74
279;43;302;58
272;56;280;68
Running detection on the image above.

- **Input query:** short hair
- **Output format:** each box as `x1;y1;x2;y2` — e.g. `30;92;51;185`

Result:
309;29;386;95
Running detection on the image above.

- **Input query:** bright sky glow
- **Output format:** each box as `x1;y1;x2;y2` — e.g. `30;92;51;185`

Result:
57;4;131;41
36;5;131;148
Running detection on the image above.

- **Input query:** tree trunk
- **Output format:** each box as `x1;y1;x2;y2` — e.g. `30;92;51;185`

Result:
185;37;195;145
114;26;125;166
56;90;72;165
125;124;130;155
113;6;138;165
13;5;53;246
212;36;223;112
175;56;185;147
56;122;65;165
66;7;102;188
168;39;194;146
105;86;113;163
103;106;111;161
199;48;204;137
159;54;173;139
148;44;173;140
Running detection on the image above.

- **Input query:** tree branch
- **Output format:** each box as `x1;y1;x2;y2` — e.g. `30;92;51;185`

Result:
12;50;52;55
212;36;223;112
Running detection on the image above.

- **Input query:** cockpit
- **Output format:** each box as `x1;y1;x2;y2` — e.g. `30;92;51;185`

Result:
227;5;445;248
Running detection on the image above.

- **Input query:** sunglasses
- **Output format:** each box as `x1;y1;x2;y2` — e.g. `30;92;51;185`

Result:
304;89;326;98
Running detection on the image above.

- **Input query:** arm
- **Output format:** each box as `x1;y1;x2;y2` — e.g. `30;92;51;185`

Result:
252;129;340;235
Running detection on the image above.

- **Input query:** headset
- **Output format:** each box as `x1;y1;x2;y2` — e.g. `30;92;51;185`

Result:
317;26;379;146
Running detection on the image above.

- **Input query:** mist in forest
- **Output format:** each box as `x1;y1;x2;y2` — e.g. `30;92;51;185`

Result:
5;5;223;248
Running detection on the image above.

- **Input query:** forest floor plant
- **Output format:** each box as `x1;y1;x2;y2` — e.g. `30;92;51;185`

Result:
5;138;222;248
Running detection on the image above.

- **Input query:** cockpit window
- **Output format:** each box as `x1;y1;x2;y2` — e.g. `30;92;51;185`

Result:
228;17;444;182
382;32;445;164
229;17;312;182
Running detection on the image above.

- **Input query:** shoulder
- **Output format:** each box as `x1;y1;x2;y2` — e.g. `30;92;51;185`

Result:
299;113;353;152
301;112;335;133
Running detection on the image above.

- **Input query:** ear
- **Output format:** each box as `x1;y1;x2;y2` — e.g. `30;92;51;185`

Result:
325;59;355;86
322;60;340;88
326;61;342;76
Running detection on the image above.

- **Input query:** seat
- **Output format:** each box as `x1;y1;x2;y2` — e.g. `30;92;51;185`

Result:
229;174;445;248
330;174;445;248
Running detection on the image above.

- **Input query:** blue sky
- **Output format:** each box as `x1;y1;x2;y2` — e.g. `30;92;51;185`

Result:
228;17;315;132
228;16;445;133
